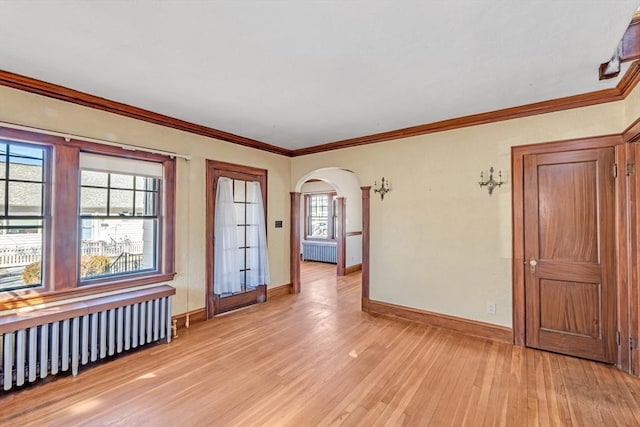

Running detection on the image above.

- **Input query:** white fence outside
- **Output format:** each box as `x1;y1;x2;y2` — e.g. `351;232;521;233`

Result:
80;240;144;257
0;240;144;268
0;246;41;267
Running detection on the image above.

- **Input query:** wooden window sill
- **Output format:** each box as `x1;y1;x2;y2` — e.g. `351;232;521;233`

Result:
0;284;175;334
0;272;176;310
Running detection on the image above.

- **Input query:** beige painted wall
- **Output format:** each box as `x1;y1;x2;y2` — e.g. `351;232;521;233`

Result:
0;86;291;317
3;79;640;326
626;79;640;129
301;180;335;193
292;98;630;327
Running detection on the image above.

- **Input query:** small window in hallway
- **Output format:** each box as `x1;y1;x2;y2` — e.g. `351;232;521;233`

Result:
305;193;337;240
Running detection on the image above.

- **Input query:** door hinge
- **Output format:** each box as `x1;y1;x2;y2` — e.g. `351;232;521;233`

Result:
631;337;639;350
613;163;618;178
616;331;621;346
627;162;635;176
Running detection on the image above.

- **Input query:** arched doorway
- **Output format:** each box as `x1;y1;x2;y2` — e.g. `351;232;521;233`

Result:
299;179;342;275
290;168;370;311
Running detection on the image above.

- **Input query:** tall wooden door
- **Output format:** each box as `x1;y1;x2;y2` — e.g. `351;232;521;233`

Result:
206;160;268;318
524;147;617;363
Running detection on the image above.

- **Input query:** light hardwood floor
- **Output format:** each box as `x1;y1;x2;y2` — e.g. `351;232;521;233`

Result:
1;261;640;426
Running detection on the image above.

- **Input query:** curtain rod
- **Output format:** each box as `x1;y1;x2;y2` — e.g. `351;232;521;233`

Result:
0;121;192;161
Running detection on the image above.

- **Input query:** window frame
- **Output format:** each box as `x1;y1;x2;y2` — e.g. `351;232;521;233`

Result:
0;140;51;293
78;162;162;284
0;126;176;309
232;178;258;294
304;192;337;241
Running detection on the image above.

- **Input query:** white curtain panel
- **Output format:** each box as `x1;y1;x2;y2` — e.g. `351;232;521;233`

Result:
214;177;241;294
246;181;271;287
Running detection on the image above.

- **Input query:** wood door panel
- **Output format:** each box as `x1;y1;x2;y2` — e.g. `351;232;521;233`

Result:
214;285;267;315
539;279;600;338
524;147;616;363
537;331;612;362
537;260;601;283
538;162;598;263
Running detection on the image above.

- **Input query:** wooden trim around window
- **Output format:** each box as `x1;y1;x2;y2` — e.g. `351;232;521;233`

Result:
162;158;177;275
1;268;177;311
51;144;79;290
303;192;337;241
0;126;177;308
511;134;623;347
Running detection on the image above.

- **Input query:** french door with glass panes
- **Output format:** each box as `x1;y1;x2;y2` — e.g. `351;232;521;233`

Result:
206;161;268;317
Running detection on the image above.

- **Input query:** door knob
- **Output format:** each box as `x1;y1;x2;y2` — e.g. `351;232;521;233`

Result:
529;258;537;273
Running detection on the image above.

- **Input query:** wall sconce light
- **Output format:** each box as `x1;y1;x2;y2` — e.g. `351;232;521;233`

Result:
479;167;504;195
373;177;391;200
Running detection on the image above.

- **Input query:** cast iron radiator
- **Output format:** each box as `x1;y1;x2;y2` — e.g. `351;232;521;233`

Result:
302;240;337;264
0;285;174;392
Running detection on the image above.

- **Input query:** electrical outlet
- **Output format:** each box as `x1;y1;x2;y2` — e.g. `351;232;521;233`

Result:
486;302;496;315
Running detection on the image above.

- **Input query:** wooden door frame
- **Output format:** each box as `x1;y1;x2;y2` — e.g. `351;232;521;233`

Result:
299;191;344;276
361;186;370;312
205;160;268;319
623;119;640;376
289;186;371;312
336;196;346;276
511;135;630;362
290;192;301;294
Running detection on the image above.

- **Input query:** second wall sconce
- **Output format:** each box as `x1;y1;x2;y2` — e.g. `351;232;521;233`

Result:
373;177;391;200
479;167;504;195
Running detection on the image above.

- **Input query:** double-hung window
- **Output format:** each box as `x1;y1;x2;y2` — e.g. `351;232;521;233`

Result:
0;140;48;291
305;193;337;240
0;126;176;307
79;153;162;281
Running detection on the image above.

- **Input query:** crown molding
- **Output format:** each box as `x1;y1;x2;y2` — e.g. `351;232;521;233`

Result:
2;62;640;158
291;61;640;156
0;69;293;157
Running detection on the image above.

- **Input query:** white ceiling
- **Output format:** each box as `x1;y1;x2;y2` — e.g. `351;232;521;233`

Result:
1;1;639;150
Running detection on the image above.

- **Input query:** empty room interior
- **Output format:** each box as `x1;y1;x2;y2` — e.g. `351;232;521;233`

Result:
3;1;640;425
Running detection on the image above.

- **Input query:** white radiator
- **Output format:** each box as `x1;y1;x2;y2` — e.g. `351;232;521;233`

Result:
0;288;173;392
302;240;337;264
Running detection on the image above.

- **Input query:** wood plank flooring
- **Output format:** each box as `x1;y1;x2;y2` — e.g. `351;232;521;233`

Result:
1;261;640;426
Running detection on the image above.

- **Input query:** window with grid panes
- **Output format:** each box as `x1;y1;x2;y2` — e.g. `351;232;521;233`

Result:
233;179;258;293
306;193;336;239
0;141;48;291
79;154;161;281
0;126;176;305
